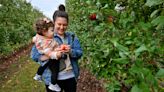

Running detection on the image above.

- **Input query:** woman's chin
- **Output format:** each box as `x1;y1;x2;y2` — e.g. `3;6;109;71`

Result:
58;31;65;35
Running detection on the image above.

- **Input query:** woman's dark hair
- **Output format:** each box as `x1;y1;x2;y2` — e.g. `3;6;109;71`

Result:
34;18;54;35
53;10;68;22
58;4;65;11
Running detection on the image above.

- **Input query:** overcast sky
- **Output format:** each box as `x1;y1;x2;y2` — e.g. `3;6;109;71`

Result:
26;0;65;19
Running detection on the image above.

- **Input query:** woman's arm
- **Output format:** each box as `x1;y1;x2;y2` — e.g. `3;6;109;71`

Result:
31;45;42;62
70;37;83;59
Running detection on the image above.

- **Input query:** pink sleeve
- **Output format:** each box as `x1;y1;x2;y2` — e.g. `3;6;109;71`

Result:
35;39;58;59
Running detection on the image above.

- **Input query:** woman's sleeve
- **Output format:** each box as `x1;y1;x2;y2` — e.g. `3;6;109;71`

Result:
70;36;83;59
30;45;42;62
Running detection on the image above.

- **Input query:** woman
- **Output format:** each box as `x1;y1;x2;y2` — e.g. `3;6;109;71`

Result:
31;7;83;92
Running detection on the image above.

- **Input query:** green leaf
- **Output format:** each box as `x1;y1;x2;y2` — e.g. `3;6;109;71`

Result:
110;39;129;52
112;58;129;64
131;85;141;92
156;23;164;30
138;22;152;31
134;44;148;57
130;65;142;74
102;4;108;9
125;40;133;45
156;68;164;78
145;0;164;7
151;16;164;30
139;82;150;92
110;38;119;45
144;70;157;86
119;51;127;58
116;43;129;52
96;1;101;8
86;0;91;5
94;25;104;32
150;9;160;18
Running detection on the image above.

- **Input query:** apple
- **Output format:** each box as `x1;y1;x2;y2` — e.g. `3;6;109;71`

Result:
89;13;97;20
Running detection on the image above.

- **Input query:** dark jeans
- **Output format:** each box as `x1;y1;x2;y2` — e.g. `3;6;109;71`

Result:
37;59;59;85
45;77;77;92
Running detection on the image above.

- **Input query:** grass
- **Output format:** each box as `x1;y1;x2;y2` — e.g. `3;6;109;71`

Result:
0;55;46;92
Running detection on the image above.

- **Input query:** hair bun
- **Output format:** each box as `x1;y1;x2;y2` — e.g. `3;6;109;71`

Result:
58;4;65;11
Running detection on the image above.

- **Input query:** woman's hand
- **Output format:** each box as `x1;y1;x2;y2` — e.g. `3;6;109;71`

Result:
60;44;71;53
56;51;62;59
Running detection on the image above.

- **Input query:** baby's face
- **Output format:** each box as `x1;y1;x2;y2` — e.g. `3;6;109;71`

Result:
43;27;54;38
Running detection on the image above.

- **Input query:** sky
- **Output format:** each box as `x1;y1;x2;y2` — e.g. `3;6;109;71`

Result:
26;0;65;19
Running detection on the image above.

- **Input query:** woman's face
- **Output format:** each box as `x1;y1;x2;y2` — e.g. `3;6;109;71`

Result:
54;17;68;36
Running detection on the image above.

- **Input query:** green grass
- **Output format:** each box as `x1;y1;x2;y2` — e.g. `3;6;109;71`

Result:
0;55;46;92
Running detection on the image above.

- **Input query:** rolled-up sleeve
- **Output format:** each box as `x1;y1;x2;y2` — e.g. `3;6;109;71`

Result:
30;45;42;62
70;37;83;59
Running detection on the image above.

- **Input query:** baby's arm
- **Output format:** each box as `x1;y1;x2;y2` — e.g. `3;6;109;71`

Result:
40;55;50;61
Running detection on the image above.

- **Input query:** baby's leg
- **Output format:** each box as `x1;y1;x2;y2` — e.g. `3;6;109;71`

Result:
37;61;50;75
48;59;60;85
34;61;50;81
48;59;61;91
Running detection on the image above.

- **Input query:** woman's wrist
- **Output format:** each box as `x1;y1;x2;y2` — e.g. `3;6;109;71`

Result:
69;49;72;55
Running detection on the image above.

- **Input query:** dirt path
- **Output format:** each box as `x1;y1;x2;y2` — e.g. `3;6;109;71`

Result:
77;68;106;92
0;44;33;72
0;44;106;92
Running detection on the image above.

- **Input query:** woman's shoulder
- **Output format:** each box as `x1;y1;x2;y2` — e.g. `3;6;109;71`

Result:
65;31;75;36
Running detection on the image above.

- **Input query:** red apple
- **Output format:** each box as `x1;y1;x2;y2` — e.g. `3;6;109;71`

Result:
89;13;97;20
60;44;67;50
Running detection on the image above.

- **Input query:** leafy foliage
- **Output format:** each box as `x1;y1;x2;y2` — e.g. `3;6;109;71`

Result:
0;0;44;55
66;0;164;91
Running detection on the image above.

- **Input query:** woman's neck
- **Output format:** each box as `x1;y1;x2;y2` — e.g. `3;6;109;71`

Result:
58;34;65;39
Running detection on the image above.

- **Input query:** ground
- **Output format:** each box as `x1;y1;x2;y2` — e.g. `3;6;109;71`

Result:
0;44;106;92
77;68;106;92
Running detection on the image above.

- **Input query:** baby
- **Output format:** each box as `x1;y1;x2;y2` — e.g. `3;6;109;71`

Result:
32;17;68;91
